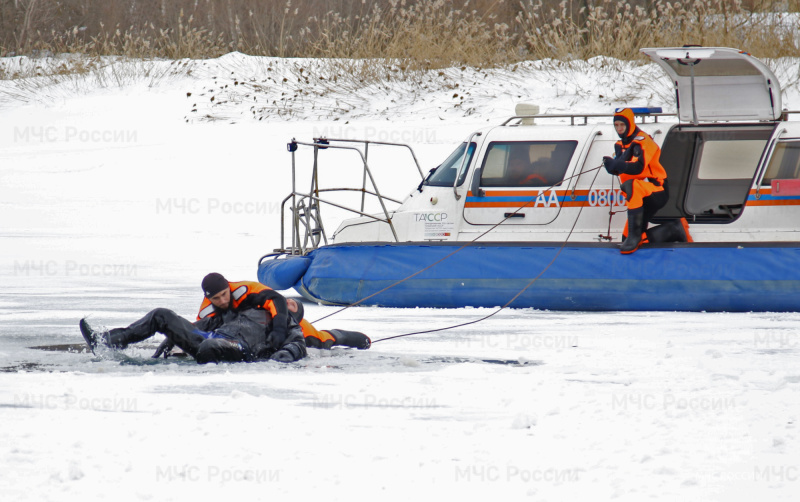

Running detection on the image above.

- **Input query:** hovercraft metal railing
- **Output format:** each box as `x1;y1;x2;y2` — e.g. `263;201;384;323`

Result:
275;138;425;256
501;110;675;127
500;107;800;126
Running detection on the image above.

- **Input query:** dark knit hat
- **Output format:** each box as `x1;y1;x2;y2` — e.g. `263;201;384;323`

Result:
201;272;229;298
289;300;305;324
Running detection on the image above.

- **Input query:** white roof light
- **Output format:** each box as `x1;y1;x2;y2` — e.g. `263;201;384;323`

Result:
515;103;540;125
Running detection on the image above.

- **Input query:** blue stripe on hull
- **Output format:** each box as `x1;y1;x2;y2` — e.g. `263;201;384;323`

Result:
259;243;800;311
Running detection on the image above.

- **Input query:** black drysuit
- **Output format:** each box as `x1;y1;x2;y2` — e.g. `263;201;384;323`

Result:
105;306;306;364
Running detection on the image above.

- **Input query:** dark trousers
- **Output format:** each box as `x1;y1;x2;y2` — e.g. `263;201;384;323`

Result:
641;187;669;224
109;308;248;364
621;178;669;223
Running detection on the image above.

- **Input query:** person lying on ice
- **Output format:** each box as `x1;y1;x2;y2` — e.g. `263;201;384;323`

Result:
602;108;691;254
285;297;371;350
79;272;307;364
148;275;371;358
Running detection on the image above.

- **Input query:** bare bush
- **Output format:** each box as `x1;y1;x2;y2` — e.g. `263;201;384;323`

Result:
0;0;797;64
302;0;517;68
517;0;800;61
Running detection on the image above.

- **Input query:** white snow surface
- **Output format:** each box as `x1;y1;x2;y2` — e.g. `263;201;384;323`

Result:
1;54;800;501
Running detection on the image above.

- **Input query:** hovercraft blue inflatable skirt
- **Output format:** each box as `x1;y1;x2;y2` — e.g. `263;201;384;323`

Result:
257;242;800;311
258;254;311;291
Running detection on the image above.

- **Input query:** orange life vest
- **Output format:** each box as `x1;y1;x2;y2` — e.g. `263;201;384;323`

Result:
197;281;279;321
613;108;667;186
198;282;335;344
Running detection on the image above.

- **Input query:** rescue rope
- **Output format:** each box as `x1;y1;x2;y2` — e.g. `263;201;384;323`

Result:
310;164;606;339
602;175;625;241
371;163;605;343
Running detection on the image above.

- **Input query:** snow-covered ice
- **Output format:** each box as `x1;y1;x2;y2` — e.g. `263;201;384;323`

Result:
1;54;800;501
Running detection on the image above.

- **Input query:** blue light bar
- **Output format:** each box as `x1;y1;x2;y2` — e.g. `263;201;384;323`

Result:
615;107;663;114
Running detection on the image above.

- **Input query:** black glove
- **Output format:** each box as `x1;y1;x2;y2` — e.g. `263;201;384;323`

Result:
266;330;287;353
603;156;618;175
270;350;296;363
152;338;175;359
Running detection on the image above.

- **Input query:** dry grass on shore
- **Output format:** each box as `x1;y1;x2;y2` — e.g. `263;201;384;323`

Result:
2;0;798;67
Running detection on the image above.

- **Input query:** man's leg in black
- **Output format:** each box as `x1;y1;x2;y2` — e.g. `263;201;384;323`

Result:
85;308;207;357
642;188;669;226
641;188;677;242
329;329;371;350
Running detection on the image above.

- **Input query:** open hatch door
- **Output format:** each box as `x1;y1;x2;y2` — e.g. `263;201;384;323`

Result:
641;47;781;123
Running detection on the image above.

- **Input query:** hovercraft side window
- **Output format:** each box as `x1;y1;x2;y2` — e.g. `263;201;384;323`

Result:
762;141;800;185
424;142;477;187
682;127;772;221
479;141;577;188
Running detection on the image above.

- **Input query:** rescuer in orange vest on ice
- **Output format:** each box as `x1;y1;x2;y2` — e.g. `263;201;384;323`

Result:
80;273;307;363
150;273;370;358
81;273;370;363
603;108;690;253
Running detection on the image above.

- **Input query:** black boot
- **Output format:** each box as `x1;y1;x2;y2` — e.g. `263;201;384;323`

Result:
645;219;687;244
329;329;371;349
79;318;140;353
79;318;109;354
620;208;645;254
